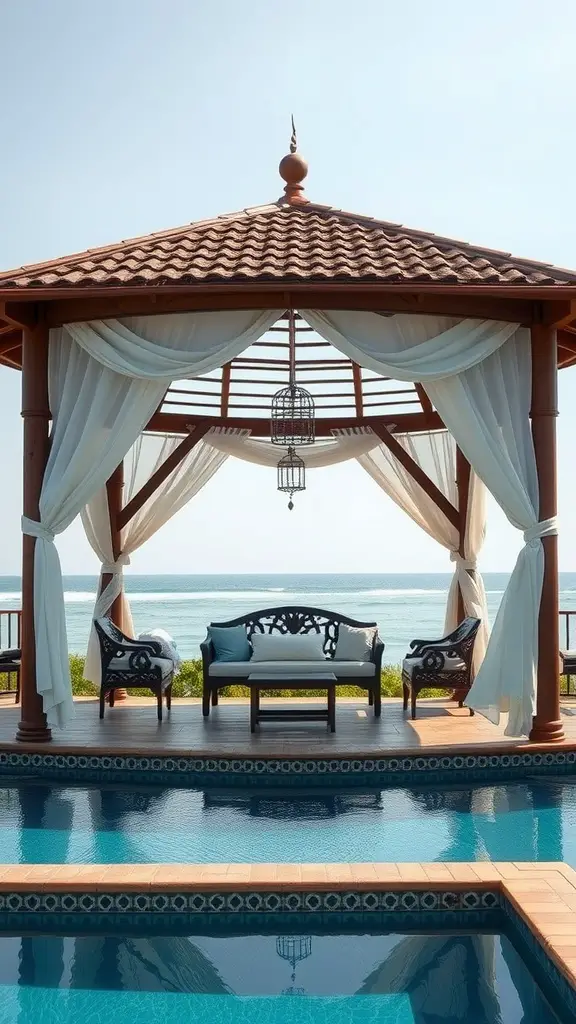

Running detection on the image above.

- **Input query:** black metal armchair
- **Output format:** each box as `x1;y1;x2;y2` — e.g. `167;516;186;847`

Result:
94;618;174;721
401;616;481;720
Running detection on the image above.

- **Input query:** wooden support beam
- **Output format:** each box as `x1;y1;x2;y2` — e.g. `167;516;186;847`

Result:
352;363;363;417
370;422;460;531
0;302;38;329
145;410;446;437
117;424;211;530
415;383;434;419
221;362;232;418
1;347;23;370
543;300;576;328
17;316;51;743
0;336;22;355
529;323;564;743
42;289;536;329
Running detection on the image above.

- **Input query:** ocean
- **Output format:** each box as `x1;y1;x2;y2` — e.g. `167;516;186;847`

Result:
1;573;576;665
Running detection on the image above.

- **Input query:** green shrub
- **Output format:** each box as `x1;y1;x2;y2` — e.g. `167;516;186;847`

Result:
65;656;438;699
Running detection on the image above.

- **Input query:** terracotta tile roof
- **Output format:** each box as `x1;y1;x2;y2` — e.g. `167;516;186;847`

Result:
1;201;575;289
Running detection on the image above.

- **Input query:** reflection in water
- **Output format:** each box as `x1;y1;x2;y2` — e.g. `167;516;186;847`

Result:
203;791;384;819
1;778;570;864
276;935;312;996
360;933;503;1023
69;935;230;993
2;931;559;1024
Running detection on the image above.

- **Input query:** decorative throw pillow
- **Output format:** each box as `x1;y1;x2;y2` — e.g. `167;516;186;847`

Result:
334;624;376;662
251;633;326;662
208;625;251;662
138;629;182;673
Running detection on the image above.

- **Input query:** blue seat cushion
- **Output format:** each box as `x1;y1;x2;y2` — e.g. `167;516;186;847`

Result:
208;625;251;662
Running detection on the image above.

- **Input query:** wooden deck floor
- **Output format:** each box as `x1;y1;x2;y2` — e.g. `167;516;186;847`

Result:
1;695;576;756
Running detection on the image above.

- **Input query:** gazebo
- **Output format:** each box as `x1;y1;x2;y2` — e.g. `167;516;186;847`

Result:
1;132;575;746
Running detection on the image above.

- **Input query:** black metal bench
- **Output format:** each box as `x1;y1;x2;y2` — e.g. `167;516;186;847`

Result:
200;606;384;718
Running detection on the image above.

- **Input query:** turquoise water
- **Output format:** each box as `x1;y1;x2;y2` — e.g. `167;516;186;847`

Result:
3;778;573;864
0;932;561;1024
2;571;576;662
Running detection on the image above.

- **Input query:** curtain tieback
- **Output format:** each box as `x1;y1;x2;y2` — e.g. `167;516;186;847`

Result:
21;517;55;543
450;551;477;571
523;517;558;546
101;555;130;574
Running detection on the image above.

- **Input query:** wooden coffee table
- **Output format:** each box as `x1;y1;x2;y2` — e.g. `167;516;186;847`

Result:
248;672;337;733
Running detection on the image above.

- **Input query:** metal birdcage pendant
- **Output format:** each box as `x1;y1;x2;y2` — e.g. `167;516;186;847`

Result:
277;446;305;510
271;382;315;446
270;308;315;446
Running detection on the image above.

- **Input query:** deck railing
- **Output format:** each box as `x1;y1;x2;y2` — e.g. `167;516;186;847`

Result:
560;609;576;695
0;609;21;651
0;609;21;697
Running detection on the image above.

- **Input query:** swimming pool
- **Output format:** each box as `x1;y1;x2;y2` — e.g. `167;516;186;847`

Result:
0;928;563;1024
2;776;573;864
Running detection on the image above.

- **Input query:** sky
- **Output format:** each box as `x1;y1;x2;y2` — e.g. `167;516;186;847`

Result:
1;0;576;576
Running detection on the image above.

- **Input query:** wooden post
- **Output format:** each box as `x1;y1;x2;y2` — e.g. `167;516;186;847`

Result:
456;447;471;624
450;447;472;703
104;462;124;632
17;318;52;742
529;323;564;742
102;461;127;702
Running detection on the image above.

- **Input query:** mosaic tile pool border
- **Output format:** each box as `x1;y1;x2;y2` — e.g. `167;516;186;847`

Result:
0;888;501;915
1;747;575;787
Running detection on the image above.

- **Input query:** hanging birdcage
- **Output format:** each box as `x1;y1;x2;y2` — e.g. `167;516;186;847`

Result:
276;936;312;967
277;446;306;510
271;382;315;446
270;308;315;445
276;934;312;996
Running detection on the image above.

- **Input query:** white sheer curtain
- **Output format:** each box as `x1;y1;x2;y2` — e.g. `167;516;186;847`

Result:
205;425;379;466
24;310;280;726
301;309;549;736
82;427;247;683
347;428;489;671
425;336;551;735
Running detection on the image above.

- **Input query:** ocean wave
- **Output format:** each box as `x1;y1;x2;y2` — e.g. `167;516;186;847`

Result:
0;586;473;605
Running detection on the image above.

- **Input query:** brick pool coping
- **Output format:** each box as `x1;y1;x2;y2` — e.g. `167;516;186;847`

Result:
1;861;576;997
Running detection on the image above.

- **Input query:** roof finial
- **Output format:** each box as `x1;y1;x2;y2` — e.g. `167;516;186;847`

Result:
279;116;309;205
289;114;297;154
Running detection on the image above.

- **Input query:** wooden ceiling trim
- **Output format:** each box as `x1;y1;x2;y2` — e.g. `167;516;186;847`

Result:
41;288;536;328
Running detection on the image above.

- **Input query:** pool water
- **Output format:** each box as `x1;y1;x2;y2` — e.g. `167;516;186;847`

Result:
0;930;562;1024
1;777;573;864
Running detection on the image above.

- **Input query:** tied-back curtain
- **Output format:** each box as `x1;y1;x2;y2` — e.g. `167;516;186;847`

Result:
424;336;551;735
345;427;489;671
24;310;280;726
301;309;549;736
82;428;247;684
205;425;379;467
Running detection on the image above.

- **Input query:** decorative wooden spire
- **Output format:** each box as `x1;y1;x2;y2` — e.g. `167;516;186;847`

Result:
278;116;309;205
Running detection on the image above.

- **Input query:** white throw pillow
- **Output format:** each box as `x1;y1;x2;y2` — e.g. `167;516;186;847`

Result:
250;633;326;662
138;629;182;673
335;624;376;662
